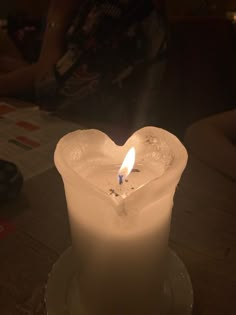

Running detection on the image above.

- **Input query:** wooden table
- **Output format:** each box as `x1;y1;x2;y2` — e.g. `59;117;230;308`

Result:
0;101;235;315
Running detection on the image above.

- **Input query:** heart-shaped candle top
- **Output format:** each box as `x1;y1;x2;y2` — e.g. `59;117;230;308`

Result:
55;127;187;233
55;127;187;202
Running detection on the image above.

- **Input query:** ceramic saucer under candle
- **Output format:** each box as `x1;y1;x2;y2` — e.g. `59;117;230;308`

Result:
45;247;193;315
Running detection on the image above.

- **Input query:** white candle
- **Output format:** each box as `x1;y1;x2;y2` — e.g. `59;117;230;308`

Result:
54;127;187;315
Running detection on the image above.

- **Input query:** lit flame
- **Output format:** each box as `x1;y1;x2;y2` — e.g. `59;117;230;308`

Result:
118;147;135;184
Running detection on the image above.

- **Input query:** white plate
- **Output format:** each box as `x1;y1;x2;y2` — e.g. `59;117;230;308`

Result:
45;247;193;315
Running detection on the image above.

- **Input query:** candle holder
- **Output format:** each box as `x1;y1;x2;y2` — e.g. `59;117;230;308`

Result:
48;127;192;315
45;247;193;315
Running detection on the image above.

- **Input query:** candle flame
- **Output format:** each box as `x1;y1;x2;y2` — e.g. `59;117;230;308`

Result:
118;147;135;183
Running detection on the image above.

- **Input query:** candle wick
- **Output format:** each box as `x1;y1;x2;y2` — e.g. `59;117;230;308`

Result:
118;174;123;185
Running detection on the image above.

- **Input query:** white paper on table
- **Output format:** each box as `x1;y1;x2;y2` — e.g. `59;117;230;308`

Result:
0;102;82;180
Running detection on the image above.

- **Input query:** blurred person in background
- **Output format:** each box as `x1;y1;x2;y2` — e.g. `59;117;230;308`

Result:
0;0;167;130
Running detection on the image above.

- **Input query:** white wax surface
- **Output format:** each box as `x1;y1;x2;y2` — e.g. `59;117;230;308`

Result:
73;132;173;202
75;160;166;200
54;127;188;315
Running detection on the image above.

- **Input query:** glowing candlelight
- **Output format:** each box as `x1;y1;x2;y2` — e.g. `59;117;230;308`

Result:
118;147;135;185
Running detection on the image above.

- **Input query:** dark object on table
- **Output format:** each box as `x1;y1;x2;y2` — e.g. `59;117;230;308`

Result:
7;10;43;62
0;159;23;204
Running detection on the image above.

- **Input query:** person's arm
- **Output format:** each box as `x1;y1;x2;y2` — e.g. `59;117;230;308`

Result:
0;0;77;97
36;0;78;81
185;110;236;180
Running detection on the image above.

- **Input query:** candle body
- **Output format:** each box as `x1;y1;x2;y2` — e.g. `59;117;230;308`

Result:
55;127;188;315
65;183;174;314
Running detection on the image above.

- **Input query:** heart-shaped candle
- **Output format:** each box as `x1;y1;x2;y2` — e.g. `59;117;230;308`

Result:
54;127;187;315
